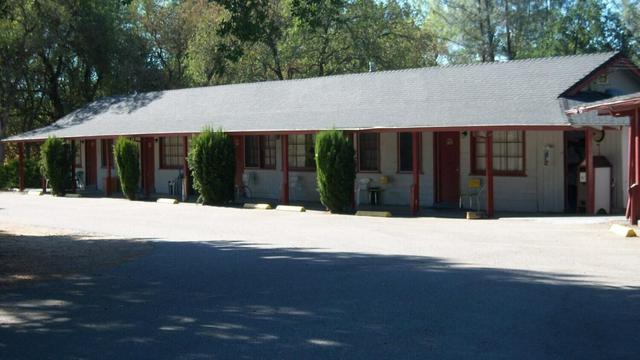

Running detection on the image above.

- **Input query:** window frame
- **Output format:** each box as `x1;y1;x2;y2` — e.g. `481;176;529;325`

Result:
244;135;261;169
396;132;423;173
470;130;526;177
159;137;185;170
74;140;82;168
243;135;277;170
357;132;380;173
260;135;277;169
288;134;316;171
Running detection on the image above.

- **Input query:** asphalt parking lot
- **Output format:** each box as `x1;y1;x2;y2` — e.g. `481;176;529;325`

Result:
1;192;639;359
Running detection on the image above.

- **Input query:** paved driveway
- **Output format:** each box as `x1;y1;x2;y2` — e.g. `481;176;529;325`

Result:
1;193;639;359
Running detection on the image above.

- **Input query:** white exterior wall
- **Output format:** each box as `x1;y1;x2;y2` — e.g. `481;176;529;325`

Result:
242;132;435;205
154;140;182;195
146;130;627;213
595;129;625;212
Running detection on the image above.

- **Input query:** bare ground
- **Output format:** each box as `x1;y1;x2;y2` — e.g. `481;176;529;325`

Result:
0;225;152;289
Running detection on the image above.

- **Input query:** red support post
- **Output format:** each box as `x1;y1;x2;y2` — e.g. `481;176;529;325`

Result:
486;131;494;218
634;109;640;224
411;131;420;216
71;144;77;193
18;143;25;191
183;135;189;201
281;134;289;204
628;114;636;221
106;139;112;196
585;128;595;215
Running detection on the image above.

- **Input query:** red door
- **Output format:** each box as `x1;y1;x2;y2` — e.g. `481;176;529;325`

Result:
435;132;460;204
85;140;97;186
234;136;244;187
141;137;155;196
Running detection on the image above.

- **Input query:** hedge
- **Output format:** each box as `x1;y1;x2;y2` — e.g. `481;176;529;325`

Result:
40;137;74;196
187;128;236;205
315;130;356;213
114;137;140;200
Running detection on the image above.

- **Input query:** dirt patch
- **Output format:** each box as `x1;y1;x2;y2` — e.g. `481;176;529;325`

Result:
0;224;152;289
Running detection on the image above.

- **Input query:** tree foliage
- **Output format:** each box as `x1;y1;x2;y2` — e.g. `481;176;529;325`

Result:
315;130;356;213
187;128;236;205
40;136;73;196
0;0;638;166
114;137;140;200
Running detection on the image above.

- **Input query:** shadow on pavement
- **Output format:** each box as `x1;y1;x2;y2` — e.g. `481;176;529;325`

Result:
0;233;639;359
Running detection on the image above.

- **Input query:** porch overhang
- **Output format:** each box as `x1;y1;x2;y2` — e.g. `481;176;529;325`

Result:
566;92;640;225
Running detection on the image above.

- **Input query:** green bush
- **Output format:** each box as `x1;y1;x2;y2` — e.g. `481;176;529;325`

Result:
315;130;356;213
0;158;41;189
114;137;140;200
187;128;236;205
40;137;74;196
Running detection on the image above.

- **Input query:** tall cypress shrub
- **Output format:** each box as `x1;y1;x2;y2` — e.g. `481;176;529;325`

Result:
188;128;236;205
114;137;140;200
315;130;356;213
40;137;74;196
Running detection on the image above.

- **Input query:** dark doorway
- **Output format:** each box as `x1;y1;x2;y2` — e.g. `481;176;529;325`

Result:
141;137;155;196
435;132;460;205
234;136;244;188
84;140;97;187
565;131;585;213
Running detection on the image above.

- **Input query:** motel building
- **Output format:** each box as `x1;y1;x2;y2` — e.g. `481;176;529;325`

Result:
5;52;640;222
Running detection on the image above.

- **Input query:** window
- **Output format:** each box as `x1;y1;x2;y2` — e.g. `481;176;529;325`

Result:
244;135;276;169
398;132;421;172
289;134;316;170
471;131;525;176
160;137;184;169
101;139;114;168
74;141;82;168
261;136;277;169
244;136;260;168
358;133;379;172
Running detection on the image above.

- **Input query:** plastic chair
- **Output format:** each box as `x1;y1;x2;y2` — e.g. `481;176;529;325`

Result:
356;178;371;207
459;178;484;211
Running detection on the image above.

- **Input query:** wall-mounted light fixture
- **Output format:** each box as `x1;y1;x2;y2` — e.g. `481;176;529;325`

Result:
461;131;468;138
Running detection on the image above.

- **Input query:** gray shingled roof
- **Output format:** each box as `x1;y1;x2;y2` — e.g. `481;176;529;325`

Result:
4;52;622;142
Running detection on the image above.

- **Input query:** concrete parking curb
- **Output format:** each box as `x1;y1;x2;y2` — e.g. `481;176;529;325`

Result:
275;205;305;212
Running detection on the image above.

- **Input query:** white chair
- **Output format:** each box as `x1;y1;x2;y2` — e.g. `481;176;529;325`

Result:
356;178;371;207
459;178;484;211
290;175;302;200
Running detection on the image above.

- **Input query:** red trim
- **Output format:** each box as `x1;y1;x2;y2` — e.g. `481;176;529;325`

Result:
6;126;578;144
183;136;189;199
281;135;289;204
357;132;381;173
433;133;440;203
631;107;640;225
18;143;24;191
71;147;76;193
628;115;636;222
411;131;420;215
470;130;526;177
106;139;112;196
562;54;624;97
486;131;494;218
585;128;595;214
